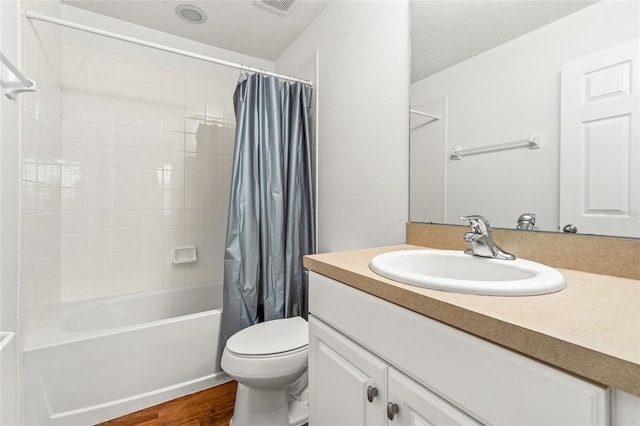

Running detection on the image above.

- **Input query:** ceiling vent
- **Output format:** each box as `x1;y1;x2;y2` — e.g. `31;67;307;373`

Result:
175;4;207;24
254;0;296;15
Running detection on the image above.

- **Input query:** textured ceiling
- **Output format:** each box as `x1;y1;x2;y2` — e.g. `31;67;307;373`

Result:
410;0;597;82
62;0;598;82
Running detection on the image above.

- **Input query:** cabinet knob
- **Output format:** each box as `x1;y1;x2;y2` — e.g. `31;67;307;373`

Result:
366;385;378;402
387;402;399;420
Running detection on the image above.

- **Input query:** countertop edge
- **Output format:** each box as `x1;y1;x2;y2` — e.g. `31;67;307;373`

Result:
304;246;640;397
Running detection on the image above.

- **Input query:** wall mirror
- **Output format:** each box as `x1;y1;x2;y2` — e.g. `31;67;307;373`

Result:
409;0;639;238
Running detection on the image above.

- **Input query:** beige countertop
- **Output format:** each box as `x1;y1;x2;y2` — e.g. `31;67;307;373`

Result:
304;244;640;397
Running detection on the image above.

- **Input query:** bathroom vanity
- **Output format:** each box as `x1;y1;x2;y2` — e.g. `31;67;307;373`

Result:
304;244;640;425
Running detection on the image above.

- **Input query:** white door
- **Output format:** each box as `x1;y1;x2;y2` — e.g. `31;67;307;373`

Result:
560;38;639;237
308;315;387;426
387;368;481;426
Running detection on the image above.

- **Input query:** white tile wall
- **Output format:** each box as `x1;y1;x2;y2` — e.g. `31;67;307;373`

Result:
20;0;63;334
59;43;237;302
409;97;446;223
18;2;64;421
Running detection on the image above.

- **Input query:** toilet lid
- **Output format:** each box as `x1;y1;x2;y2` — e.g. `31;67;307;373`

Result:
226;316;308;356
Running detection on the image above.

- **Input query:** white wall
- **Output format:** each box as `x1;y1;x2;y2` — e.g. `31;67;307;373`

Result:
58;41;234;302
19;5;64;423
409;97;446;223
2;0;65;422
0;0;22;422
411;1;640;232
48;5;275;304
276;0;410;253
17;1;277;322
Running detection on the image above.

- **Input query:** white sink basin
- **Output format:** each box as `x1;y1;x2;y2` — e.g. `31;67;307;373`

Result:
370;250;565;296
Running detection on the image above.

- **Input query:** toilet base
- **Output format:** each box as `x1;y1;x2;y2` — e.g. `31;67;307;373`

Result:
230;383;308;426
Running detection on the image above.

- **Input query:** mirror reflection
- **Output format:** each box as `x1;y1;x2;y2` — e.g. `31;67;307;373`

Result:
409;0;639;238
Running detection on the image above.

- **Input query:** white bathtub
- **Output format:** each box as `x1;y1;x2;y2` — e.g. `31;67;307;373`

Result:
24;284;229;425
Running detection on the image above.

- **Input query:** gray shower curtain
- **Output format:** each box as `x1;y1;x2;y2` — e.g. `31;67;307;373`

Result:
220;73;315;345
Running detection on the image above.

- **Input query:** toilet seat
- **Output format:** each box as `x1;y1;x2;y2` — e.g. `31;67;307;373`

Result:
226;316;308;356
226;344;308;360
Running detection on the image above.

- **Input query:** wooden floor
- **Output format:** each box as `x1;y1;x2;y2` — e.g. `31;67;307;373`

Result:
97;381;238;426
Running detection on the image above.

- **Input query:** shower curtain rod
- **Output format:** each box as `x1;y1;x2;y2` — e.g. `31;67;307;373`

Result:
24;10;313;86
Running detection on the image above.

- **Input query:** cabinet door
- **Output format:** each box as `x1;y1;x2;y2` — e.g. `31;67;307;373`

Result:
387;368;482;426
309;315;387;426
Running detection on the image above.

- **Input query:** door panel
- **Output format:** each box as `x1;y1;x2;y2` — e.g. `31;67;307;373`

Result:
388;368;481;426
309;315;387;426
560;38;639;237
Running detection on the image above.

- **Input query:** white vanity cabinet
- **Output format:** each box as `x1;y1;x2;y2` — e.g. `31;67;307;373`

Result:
308;272;611;425
310;316;480;425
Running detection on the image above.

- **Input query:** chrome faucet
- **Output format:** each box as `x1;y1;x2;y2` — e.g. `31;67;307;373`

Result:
516;213;536;231
460;215;515;260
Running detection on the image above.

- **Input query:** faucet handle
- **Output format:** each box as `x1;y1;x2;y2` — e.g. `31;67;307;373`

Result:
517;213;536;230
459;215;491;233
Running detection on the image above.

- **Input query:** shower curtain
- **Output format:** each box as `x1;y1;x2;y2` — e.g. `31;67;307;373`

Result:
220;72;315;345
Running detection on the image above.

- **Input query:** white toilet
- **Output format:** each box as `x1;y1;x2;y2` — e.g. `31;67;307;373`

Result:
221;316;309;426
